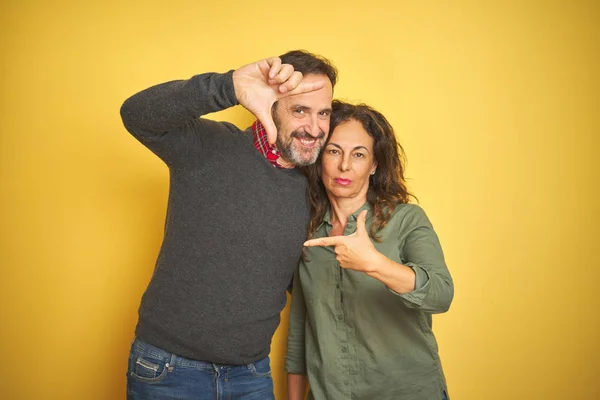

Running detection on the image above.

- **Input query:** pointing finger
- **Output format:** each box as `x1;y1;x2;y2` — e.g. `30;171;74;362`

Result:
303;236;345;247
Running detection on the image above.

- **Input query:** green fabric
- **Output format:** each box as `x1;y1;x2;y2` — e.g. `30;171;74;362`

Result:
286;203;453;400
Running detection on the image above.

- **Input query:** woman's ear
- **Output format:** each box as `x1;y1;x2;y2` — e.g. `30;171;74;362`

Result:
370;163;377;175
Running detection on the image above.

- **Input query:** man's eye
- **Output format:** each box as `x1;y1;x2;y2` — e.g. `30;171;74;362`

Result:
294;109;305;115
319;111;331;117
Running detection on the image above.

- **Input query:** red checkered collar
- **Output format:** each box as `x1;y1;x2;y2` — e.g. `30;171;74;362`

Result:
252;120;294;169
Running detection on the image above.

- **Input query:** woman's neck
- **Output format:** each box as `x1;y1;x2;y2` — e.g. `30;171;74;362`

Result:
327;195;367;229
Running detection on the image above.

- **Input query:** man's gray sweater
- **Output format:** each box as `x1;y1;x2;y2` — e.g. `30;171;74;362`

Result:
120;71;309;365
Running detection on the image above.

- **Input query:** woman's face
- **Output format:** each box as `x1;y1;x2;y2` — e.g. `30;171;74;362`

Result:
321;119;377;202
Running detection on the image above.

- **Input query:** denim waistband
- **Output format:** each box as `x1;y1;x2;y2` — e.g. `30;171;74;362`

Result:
132;337;266;370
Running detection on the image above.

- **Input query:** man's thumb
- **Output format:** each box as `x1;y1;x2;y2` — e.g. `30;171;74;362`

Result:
257;111;278;145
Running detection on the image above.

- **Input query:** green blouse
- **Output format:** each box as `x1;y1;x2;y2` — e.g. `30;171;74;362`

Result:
285;203;453;400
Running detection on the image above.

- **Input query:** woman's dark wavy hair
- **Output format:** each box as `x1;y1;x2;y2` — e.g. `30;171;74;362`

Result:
304;100;414;240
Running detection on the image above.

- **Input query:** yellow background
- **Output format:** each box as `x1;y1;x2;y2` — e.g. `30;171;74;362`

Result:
1;1;598;399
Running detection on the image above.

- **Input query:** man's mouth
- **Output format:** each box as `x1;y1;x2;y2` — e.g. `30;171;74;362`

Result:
297;137;318;147
292;132;324;148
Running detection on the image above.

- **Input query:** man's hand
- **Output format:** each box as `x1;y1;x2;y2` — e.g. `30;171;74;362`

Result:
303;210;381;273
233;57;326;145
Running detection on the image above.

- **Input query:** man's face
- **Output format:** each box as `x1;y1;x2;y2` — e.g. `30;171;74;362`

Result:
273;74;334;167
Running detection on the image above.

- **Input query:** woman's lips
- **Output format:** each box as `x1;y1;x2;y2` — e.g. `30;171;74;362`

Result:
334;178;352;186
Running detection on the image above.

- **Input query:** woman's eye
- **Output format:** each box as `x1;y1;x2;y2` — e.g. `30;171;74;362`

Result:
327;149;339;155
354;153;365;158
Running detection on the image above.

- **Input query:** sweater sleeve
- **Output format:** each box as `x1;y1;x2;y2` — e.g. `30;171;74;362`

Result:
390;204;454;314
285;266;308;375
119;71;239;167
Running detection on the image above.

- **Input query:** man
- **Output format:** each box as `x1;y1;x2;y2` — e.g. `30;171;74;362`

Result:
120;50;337;399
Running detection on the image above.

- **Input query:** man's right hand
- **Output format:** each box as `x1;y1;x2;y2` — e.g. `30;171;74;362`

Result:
233;57;326;145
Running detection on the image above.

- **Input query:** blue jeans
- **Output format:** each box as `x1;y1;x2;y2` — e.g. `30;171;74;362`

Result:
127;337;274;400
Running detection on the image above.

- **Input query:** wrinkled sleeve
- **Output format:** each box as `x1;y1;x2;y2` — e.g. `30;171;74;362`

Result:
390;205;454;313
285;266;307;375
119;71;239;168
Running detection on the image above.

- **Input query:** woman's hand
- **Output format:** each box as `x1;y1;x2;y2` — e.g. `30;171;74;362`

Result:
304;210;417;293
303;210;381;273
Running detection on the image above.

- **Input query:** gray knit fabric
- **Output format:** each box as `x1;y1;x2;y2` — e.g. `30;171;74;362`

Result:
120;71;309;365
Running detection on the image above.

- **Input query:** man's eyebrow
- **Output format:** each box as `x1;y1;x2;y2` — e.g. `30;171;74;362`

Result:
289;105;333;113
290;104;311;111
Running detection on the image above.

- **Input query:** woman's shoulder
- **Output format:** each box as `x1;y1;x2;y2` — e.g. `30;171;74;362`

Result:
388;203;432;227
390;202;426;217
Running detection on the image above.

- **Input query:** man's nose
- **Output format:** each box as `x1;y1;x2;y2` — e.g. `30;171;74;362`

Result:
304;114;320;137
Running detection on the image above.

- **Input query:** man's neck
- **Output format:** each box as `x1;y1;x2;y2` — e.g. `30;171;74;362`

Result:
275;154;295;169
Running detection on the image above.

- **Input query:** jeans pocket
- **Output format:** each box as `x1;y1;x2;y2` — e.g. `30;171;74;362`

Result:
128;344;170;384
247;357;272;378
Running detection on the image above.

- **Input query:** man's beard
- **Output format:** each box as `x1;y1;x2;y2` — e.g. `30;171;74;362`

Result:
276;129;325;167
274;117;325;167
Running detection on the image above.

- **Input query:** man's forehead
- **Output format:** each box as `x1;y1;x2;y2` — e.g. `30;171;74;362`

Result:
302;73;332;85
291;74;333;95
283;89;333;109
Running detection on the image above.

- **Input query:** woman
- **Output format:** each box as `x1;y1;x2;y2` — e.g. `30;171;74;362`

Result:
286;101;453;400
